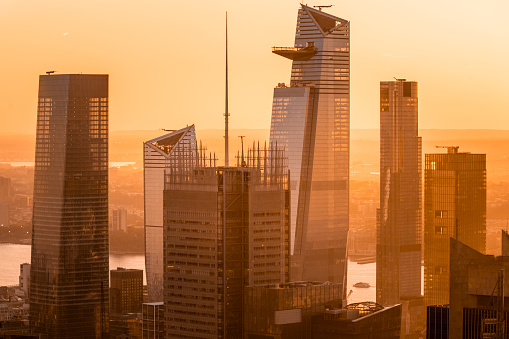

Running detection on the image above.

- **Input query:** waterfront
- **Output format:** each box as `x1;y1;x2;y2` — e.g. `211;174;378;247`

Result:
0;243;147;286
0;243;377;303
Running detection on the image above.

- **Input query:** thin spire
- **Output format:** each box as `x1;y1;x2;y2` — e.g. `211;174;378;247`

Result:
224;12;230;167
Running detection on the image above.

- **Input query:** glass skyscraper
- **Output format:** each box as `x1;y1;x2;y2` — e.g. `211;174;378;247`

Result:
143;125;197;302
377;80;422;306
424;147;486;306
30;74;109;338
164;145;289;338
270;5;350;287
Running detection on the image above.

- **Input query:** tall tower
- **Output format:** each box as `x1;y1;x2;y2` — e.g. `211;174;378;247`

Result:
143;125;197;302
424;147;486;306
30;74;109;338
270;4;350;287
163;146;289;338
377;80;422;305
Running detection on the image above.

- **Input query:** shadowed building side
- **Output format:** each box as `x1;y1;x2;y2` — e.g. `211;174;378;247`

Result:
30;74;109;338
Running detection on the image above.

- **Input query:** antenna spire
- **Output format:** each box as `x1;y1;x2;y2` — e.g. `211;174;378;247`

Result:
224;12;230;167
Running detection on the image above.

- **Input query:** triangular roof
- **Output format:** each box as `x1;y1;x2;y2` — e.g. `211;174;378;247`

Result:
301;5;349;36
144;125;195;156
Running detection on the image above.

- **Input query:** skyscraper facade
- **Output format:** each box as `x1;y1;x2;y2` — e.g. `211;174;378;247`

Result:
143;125;197;302
377;80;422;306
424;147;486;306
30;74;109;338
164;145;289;338
270;4;350;286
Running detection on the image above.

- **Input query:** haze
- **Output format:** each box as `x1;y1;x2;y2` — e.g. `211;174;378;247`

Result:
0;0;508;135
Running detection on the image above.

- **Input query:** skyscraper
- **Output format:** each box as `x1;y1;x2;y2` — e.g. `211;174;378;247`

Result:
377;80;422;306
164;145;289;338
143;125;197;302
30;74;109;338
424;147;486;306
270;4;350;286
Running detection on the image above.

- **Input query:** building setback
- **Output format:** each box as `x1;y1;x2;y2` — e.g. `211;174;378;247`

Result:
424;147;486;306
164;145;289;338
30;74;109;338
270;4;350;287
143;125;197;303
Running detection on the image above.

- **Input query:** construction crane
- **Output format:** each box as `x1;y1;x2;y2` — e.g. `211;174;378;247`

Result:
160;129;177;132
238;135;246;167
436;145;459;154
46;71;56;75
313;5;334;11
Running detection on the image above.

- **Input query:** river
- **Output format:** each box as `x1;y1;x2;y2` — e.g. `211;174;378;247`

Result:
0;243;376;303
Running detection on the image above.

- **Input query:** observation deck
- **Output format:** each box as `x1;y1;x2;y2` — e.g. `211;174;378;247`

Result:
272;42;317;61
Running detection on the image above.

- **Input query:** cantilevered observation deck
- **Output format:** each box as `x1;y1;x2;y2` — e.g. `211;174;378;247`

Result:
272;42;317;61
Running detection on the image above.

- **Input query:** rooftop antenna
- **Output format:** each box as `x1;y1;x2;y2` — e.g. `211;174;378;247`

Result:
239;136;246;167
224;12;230;167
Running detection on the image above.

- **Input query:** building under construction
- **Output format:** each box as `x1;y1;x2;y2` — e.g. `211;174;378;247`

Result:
163;143;290;338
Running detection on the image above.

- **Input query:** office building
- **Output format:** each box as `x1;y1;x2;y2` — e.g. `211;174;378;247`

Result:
112;207;128;232
0;203;9;227
142;302;164;339
377;80;421;304
270;4;350;286
0;177;11;203
377;80;424;336
143;125;197;302
424;147;486;307
30;74;109;338
164;144;289;338
244;282;343;338
110;267;143;314
19;263;30;299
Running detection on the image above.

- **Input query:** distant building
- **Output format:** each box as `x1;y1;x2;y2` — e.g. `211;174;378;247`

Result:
30;74;109;338
312;302;402;339
110;267;143;314
0;202;9;227
424;147;486;306
244;282;343;338
164;145;289;338
143;125;197;303
270;4;350;286
112;208;128;232
0;177;11;203
18;263;30;299
142;302;164;339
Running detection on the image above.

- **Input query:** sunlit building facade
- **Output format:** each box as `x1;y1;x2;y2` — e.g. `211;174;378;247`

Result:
164;146;289;338
270;4;350;287
377;80;422;305
143;125;197;302
424;147;486;306
30;74;109;338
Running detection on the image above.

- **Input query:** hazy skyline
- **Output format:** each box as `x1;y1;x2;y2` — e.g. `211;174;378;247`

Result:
1;0;508;135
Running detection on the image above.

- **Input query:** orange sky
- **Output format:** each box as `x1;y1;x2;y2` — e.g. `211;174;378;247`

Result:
0;0;508;135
